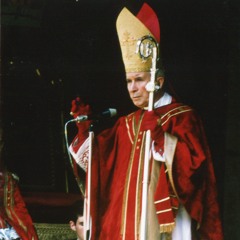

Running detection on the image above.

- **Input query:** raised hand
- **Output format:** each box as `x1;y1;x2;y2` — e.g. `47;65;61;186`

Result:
70;97;92;144
70;97;92;120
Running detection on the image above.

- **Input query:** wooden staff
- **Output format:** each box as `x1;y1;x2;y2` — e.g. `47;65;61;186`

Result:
136;35;159;240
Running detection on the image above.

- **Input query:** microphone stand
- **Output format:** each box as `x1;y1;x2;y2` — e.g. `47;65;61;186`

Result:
136;35;159;240
64;119;93;239
65;109;117;239
64;120;85;196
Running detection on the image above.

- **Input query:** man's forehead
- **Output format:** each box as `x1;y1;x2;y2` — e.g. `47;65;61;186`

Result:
126;72;150;78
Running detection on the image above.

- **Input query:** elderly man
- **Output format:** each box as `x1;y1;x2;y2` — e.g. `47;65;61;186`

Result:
69;3;223;240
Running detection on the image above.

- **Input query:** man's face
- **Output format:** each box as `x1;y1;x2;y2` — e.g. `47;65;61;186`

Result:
75;216;84;240
70;216;84;240
126;72;151;108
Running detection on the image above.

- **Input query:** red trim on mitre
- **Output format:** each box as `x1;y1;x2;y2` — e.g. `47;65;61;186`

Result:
136;3;160;43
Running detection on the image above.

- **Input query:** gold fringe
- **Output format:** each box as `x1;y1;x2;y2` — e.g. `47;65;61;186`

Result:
34;223;76;240
159;222;176;233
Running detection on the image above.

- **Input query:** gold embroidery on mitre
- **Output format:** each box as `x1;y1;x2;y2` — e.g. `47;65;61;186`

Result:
121;31;136;60
116;7;157;73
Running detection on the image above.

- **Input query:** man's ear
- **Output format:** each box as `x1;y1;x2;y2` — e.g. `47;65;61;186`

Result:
69;220;76;231
156;76;164;89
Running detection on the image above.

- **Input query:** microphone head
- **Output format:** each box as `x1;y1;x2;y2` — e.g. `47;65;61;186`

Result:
108;108;117;117
101;108;117;118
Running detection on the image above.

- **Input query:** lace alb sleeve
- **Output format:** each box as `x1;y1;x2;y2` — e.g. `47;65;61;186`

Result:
69;137;90;172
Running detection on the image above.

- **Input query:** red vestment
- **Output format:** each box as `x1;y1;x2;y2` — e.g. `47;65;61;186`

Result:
70;101;223;240
0;171;39;240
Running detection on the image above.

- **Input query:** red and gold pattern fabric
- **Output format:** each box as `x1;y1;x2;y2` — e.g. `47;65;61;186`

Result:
70;102;223;240
0;171;39;240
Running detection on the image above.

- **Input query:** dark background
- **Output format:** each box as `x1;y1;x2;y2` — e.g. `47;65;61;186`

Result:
1;0;240;238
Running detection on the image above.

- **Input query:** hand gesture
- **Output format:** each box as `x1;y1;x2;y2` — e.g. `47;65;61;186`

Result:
70;97;92;143
70;97;92;120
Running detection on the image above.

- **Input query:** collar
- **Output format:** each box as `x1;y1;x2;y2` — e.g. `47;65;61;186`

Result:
143;92;172;110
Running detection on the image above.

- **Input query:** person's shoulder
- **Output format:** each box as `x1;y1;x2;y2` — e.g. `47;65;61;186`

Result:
112;109;138;124
157;101;194;115
125;108;142;118
157;101;201;126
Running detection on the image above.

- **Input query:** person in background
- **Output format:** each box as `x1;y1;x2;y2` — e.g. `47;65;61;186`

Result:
68;201;84;240
0;128;39;240
0;169;39;240
69;3;223;239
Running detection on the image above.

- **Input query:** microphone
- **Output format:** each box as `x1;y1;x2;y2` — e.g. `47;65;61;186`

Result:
71;108;117;122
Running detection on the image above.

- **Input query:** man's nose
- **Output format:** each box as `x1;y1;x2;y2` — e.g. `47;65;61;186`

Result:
129;81;137;91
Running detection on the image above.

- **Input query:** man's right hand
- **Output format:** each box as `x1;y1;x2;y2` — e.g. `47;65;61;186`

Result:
70;97;92;143
70;97;92;120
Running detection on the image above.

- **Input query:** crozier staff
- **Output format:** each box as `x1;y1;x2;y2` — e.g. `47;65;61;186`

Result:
69;3;223;239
